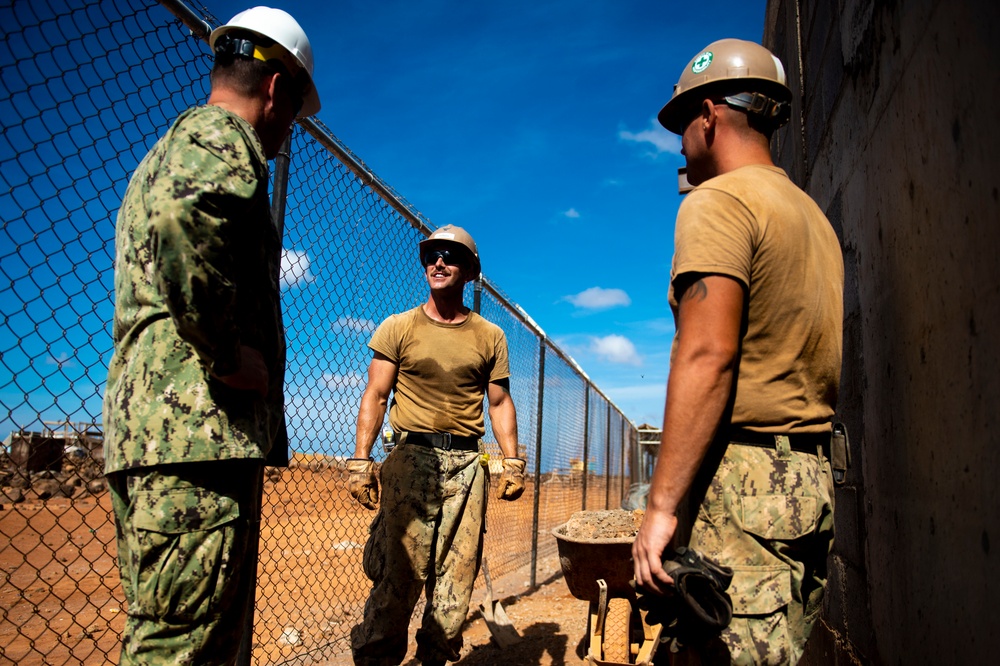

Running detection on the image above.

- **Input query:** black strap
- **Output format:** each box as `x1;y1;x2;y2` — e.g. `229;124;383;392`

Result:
724;428;830;456
405;432;479;452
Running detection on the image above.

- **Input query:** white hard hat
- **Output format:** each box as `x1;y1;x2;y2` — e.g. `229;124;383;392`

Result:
210;6;321;117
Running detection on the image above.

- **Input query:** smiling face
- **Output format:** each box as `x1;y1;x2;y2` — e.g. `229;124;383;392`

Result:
421;242;471;293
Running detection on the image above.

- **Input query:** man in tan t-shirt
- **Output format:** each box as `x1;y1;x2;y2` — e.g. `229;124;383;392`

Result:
633;40;844;664
347;225;525;666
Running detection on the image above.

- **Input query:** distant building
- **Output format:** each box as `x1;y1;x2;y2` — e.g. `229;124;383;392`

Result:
6;421;103;473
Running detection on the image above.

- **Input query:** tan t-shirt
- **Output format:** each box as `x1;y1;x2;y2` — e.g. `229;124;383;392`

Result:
369;306;510;438
669;165;844;433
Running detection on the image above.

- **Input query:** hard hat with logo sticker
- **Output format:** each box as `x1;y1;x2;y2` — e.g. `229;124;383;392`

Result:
210;6;321;117
658;38;791;135
418;224;481;277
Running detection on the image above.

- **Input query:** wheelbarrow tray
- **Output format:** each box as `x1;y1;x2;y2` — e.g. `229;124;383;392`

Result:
551;520;636;602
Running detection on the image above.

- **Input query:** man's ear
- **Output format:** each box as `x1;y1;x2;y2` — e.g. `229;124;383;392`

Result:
261;71;281;110
702;99;719;129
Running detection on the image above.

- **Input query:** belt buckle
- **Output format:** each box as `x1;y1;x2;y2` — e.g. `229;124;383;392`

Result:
441;432;452;450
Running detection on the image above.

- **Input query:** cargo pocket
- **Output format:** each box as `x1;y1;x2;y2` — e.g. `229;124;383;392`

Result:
130;488;242;621
741;494;818;541
728;564;792;616
363;510;386;583
728;494;818;616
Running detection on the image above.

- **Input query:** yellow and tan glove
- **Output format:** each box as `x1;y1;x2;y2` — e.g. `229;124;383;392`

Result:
347;458;379;509
495;458;526;501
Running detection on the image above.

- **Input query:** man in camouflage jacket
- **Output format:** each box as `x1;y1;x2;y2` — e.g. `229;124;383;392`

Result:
102;7;319;664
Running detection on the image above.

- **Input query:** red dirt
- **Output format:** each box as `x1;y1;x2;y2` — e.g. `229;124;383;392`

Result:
1;458;621;665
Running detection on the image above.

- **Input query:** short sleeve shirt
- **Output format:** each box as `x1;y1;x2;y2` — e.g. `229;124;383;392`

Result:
369;306;510;438
669;165;844;432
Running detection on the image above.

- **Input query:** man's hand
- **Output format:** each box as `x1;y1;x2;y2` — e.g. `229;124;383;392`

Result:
632;507;679;594
495;457;526;501
346;458;379;509
216;345;269;397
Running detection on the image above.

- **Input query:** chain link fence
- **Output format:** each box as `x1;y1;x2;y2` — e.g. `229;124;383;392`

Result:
0;0;641;663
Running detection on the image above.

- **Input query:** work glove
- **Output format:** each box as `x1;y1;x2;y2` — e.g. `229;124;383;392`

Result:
346;458;379;509
495;457;526;501
633;547;734;642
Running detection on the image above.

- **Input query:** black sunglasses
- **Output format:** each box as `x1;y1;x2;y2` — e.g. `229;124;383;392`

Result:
421;248;466;267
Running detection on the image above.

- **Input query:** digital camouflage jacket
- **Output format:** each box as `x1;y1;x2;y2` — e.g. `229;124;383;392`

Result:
103;105;287;473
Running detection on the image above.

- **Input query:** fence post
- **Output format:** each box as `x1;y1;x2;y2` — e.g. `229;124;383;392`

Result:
529;339;546;588
620;417;627;503
605;404;612;509
473;275;482;313
236;132;292;666
581;383;589;512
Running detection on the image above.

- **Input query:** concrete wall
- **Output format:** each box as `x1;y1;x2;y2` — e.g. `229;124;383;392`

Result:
764;0;1000;663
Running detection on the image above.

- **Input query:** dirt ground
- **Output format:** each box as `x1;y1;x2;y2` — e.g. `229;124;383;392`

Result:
318;554;595;666
0;458;635;666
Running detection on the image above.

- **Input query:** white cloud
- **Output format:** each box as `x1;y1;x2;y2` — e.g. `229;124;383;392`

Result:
565;287;632;310
322;372;367;391
281;249;314;288
562;207;581;219
619;119;682;156
45;352;74;368
331;317;377;334
591;334;642;366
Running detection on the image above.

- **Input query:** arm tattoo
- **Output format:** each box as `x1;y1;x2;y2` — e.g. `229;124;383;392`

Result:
684;278;709;303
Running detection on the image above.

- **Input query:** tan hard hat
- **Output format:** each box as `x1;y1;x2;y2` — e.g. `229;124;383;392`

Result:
418;225;481;277
658;38;791;134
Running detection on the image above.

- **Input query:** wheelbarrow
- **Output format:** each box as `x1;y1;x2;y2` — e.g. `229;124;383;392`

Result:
552;516;663;665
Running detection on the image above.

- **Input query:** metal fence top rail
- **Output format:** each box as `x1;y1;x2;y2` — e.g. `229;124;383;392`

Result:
156;0;637;429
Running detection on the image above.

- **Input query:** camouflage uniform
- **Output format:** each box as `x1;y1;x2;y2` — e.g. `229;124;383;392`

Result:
667;440;835;665
103;104;286;665
353;436;487;665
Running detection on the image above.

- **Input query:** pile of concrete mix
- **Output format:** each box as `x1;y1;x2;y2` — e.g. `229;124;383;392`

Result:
560;509;644;540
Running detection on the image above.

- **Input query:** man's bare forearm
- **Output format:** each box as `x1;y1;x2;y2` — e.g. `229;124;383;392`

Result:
354;389;387;459
488;380;519;458
648;352;734;514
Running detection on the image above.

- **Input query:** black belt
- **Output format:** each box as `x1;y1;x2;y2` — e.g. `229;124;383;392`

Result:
405;432;479;452
724;428;830;456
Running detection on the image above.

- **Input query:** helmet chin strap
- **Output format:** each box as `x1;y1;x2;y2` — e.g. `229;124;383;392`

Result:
719;92;791;127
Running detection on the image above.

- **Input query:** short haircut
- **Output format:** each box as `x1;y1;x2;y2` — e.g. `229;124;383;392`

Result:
210;30;283;97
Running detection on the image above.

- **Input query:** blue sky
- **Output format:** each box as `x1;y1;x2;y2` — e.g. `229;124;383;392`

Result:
0;0;767;443
204;0;767;427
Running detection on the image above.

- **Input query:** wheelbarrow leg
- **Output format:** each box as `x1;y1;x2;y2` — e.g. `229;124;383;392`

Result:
587;580;610;663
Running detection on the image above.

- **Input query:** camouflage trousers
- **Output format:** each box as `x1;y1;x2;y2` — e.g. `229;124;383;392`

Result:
351;439;487;665
666;439;835;666
108;460;262;666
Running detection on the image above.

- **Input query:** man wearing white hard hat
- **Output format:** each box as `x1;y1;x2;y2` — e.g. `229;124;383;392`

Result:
103;7;320;664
